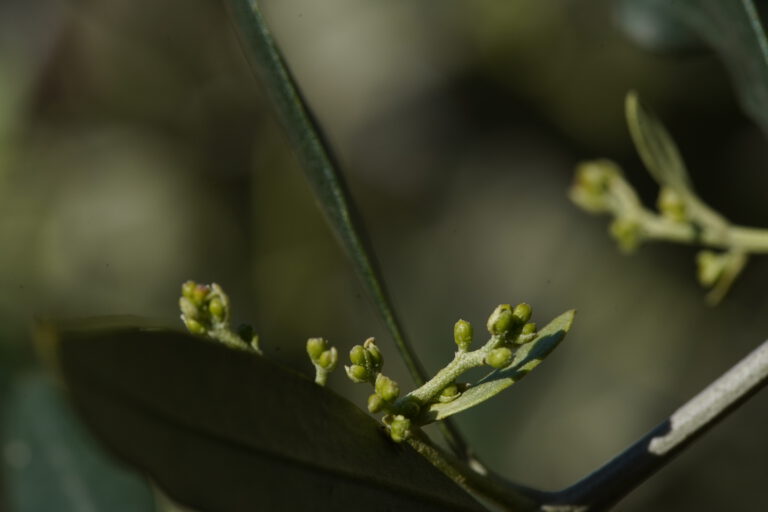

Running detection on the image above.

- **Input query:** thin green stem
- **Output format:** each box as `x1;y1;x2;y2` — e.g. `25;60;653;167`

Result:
407;430;542;512
398;336;502;409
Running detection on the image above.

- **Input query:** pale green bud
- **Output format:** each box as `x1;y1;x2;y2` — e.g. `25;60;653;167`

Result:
345;364;369;383
438;383;460;403
349;345;366;365
306;337;327;361
521;322;537;335
658;187;687;222
191;285;210;306
183;317;206;335
487;304;514;336
610;218;642;253
389;415;411;443
486;347;513;369
512;303;532;325
453;319;473;351
367;393;385;413
179;297;198;319
181;280;197;300
570;160;622;213
208;297;225;321
375;374;400;403
696;250;726;287
363;338;383;370
317;348;338;371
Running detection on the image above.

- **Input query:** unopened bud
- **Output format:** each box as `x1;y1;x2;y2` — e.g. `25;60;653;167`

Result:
658;187;686;222
191;285;210;306
521;322;537;335
375;374;400;402
346;364;369;383
306;337;327;361
179;297;198;319
183;317;206;335
453;319;473;351
438;383;460;403
363;338;383;370
486;347;513;369
181;280;197;300
208;298;225;321
368;393;385;413
512;303;532;325
349;345;366;365
317;348;338;371
610;218;641;253
389;415;411;443
487;304;514;336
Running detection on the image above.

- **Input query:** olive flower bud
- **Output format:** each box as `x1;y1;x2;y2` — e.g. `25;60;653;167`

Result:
487;304;514;336
486;347;513;369
454;319;473;351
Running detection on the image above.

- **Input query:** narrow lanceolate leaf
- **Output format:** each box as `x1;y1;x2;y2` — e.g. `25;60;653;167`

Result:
224;0;427;387
2;373;155;512
40;324;487;512
625;92;727;229
425;310;576;422
640;0;768;137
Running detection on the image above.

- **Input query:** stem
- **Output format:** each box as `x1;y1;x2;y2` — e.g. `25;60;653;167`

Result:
407;430;543;512
224;0;473;461
209;327;250;351
542;339;768;511
640;212;768;253
398;336;502;408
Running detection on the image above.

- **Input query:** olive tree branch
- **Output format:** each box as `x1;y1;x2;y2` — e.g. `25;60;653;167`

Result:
540;339;768;512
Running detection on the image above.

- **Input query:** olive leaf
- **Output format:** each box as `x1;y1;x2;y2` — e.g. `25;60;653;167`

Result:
2;373;155;512
625;91;727;229
40;324;487;512
424;310;576;422
638;0;768;137
224;0;426;385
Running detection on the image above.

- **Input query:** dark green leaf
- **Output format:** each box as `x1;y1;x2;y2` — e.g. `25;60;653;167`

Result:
425;310;576;422
639;0;768;137
45;324;486;512
224;0;427;386
2;373;155;512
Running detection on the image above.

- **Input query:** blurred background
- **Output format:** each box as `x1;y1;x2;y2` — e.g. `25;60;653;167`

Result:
1;0;767;510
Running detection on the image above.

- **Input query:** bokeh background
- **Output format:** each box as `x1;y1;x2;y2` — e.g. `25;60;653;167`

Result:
1;0;767;510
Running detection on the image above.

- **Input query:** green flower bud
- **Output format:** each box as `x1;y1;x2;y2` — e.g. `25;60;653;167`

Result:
521;322;537;335
486;347;513;369
179;297;198;319
570;160;622;213
453;319;473;351
306;337;327;361
610;218;642;253
183;317;206;335
349;345;366;365
208;297;225;321
375;374;400;403
697;250;726;287
367;393;385;413
512;303;532;325
658;187;686;222
191;285;210;306
438;383;460;403
317;348;338;371
389;415;411;443
345;364;369;383
487;304;514;336
363;338;383;370
181;280;197;300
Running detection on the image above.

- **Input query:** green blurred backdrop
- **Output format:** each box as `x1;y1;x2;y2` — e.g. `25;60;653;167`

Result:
1;1;767;510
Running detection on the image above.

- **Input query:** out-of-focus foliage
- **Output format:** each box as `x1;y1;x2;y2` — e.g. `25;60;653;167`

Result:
0;1;767;511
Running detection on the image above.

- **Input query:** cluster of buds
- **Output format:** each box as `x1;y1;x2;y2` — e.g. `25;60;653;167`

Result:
569;160;622;214
306;337;338;372
484;303;536;369
179;281;230;335
345;338;383;384
306;337;338;385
